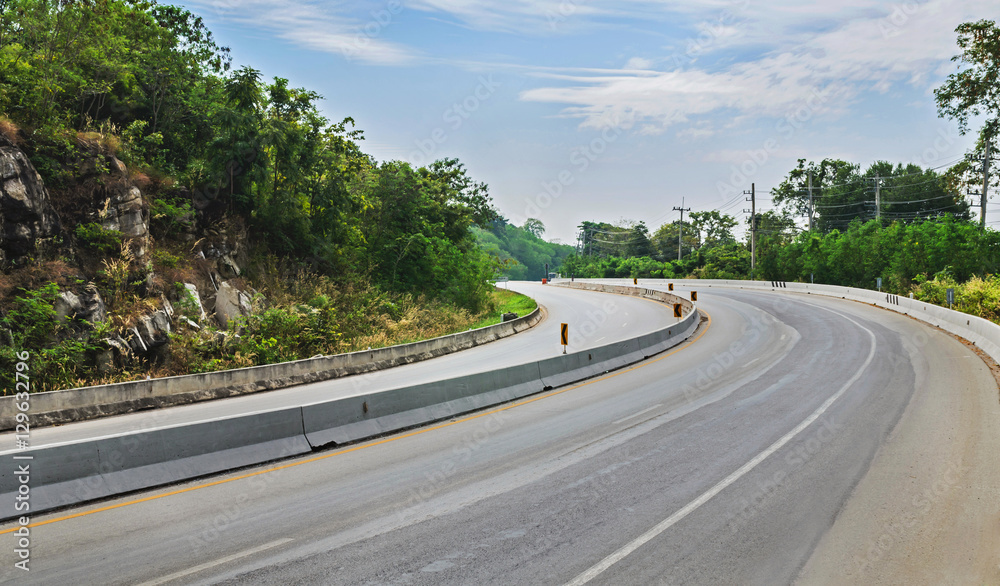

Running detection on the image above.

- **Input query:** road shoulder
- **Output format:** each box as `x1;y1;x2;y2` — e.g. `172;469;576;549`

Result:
796;313;1000;585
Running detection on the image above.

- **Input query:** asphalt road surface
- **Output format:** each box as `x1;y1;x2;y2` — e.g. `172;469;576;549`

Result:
3;284;998;584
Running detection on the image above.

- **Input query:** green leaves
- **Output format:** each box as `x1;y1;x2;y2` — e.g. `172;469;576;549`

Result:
0;282;105;393
935;19;1000;136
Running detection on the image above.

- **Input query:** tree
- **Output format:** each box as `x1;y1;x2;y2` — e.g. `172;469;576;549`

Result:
934;19;1000;138
523;218;545;238
651;221;698;261
773;158;968;232
689;210;737;248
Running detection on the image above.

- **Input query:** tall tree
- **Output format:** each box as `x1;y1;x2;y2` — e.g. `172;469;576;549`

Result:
773;158;968;231
689;210;737;248
934;19;1000;138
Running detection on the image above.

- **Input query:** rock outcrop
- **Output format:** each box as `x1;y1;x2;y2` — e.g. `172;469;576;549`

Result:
214;281;253;328
53;284;108;326
180;283;208;322
95;182;149;259
130;310;171;352
0;135;61;265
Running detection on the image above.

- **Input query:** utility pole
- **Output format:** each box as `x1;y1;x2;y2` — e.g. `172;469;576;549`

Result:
983;131;991;230
672;197;690;261
808;171;814;231
874;174;881;222
744;183;755;279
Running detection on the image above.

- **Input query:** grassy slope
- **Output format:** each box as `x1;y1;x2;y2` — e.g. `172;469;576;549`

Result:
467;288;538;330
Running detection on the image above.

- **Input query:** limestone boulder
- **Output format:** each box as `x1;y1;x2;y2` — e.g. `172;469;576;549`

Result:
0;138;61;263
214;281;252;328
127;309;171;353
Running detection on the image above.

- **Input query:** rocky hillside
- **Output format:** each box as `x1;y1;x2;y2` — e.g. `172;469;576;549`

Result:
0;127;265;382
0;1;505;394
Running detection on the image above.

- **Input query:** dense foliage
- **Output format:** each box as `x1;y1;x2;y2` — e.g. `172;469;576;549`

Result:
473;218;575;280
772;160;969;232
0;0;513;391
0;0;501;312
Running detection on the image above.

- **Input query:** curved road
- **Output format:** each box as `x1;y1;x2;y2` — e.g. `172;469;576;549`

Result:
0;282;675;448
2;284;998;584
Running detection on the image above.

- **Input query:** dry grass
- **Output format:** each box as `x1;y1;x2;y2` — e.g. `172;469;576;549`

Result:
75;129;120;156
107;293;161;331
346;300;475;351
130;171;152;190
0;260;83;300
0;116;20;145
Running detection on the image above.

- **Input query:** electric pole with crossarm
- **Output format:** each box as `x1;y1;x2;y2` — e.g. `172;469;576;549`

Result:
673;198;690;261
744;183;756;279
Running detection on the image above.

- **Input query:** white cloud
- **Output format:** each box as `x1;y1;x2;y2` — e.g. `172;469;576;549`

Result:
624;57;654;70
518;0;991;135
406;0;650;33
189;0;417;65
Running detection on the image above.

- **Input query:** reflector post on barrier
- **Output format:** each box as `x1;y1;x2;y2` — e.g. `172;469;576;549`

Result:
673;304;682;318
668;283;674;291
691;291;698;302
633;278;638;285
561;323;568;353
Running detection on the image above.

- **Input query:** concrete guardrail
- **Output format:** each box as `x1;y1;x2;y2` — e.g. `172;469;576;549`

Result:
0;306;544;431
583;277;1000;367
0;285;699;519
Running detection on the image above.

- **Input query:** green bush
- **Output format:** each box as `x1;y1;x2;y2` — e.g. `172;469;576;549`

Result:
75;222;124;254
0;283;106;393
149;198;194;237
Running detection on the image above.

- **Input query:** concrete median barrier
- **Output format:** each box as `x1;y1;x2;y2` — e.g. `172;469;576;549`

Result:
302;363;545;448
0;407;310;517
537;339;644;389
0;284;703;520
0;308;543;431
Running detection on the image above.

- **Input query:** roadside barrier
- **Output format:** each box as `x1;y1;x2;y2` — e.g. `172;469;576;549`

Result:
0;308;544;431
0;285;699;519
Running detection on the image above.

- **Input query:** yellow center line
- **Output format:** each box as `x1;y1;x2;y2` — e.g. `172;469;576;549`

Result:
1;306;712;535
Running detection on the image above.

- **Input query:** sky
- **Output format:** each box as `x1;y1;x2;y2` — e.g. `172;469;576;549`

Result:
177;0;992;244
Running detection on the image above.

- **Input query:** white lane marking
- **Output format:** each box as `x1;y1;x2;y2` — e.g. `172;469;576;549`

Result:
138;538;293;585
612;404;662;425
564;304;877;586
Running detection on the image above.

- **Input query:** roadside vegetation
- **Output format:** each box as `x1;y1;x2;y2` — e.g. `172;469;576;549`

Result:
0;1;516;392
467;289;537;330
